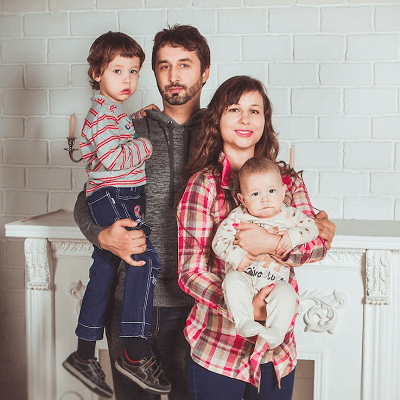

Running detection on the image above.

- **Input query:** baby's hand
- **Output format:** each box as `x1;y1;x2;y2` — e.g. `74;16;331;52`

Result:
237;255;254;271
275;232;293;257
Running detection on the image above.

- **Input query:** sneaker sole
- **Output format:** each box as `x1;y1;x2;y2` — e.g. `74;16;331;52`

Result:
62;360;113;398
114;359;171;395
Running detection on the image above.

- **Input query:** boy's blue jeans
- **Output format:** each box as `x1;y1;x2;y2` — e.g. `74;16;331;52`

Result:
75;186;162;341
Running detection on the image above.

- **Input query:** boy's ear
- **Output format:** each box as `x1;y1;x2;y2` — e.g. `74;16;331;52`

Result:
90;68;101;83
237;193;244;205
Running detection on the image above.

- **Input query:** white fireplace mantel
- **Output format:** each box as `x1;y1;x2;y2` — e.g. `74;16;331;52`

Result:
5;210;400;400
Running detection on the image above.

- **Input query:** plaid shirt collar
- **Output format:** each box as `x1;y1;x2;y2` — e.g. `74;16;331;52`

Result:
220;152;232;189
220;153;240;206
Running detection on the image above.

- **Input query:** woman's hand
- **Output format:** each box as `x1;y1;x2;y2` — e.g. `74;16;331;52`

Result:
253;284;275;322
234;221;280;256
314;210;336;250
98;219;147;266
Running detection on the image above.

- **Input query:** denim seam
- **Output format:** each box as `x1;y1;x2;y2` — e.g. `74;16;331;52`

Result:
141;257;152;337
77;322;103;329
148;307;160;339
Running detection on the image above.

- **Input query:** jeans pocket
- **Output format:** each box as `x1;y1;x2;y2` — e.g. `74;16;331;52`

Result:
117;188;147;223
116;186;144;201
87;190;120;227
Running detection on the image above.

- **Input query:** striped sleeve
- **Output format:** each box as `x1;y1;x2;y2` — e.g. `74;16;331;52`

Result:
81;110;152;171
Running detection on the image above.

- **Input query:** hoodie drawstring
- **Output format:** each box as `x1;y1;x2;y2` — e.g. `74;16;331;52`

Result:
160;121;175;207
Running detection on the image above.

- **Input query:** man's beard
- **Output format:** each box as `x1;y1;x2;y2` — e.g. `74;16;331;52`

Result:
159;79;203;105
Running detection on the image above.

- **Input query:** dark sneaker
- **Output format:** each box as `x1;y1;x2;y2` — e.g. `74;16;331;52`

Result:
62;352;113;398
115;353;171;395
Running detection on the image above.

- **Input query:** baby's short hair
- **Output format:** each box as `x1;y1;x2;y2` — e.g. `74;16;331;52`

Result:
87;31;145;90
239;157;281;186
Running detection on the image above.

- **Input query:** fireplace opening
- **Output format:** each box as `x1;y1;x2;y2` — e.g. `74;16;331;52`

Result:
293;359;314;400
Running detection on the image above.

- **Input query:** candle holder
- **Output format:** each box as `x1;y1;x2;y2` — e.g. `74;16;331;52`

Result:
64;137;83;163
289;144;296;169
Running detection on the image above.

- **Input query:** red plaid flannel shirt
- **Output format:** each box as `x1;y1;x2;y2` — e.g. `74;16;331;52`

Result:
177;157;327;388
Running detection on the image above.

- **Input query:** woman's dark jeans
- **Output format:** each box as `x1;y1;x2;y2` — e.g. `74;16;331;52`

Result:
186;352;295;400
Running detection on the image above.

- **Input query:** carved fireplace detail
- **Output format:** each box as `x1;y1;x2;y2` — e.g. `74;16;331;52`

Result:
5;211;400;400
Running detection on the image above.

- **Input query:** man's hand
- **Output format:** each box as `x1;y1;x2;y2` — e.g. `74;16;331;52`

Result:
253;284;275;322
234;222;279;256
314;210;336;250
98;219;147;266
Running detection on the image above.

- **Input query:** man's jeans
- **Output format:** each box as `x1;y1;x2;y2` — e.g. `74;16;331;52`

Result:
76;186;162;341
105;300;192;400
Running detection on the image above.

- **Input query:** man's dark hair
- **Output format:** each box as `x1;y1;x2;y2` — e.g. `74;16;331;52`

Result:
151;25;210;74
87;31;145;90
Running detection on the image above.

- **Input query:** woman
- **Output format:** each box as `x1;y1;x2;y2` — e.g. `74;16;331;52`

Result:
177;76;331;399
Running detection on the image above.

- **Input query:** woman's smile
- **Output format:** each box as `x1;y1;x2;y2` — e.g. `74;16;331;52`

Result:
235;129;253;137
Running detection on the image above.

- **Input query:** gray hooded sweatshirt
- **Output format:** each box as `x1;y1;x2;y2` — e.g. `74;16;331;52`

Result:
74;108;204;308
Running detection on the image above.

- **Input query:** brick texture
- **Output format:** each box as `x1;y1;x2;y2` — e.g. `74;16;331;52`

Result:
1;2;400;398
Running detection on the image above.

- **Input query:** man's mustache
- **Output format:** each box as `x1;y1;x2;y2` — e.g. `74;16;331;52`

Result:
165;83;187;90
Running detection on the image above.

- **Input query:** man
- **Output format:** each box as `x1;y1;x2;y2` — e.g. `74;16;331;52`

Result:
74;25;210;400
74;25;335;400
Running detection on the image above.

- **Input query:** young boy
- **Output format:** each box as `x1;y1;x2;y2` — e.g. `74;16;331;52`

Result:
62;31;170;398
212;157;319;349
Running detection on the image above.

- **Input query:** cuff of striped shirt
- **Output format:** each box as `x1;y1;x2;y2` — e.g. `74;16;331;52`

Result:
132;110;141;120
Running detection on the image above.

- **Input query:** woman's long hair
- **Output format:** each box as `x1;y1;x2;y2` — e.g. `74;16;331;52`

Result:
184;75;281;185
179;76;300;212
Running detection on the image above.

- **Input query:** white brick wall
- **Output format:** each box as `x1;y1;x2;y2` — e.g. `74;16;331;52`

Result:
1;1;400;398
319;63;372;86
321;6;372;32
24;13;69;37
294;35;345;60
270;7;318;32
347;34;398;60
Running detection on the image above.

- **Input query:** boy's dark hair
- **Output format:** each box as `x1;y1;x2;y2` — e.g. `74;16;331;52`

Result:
87;31;145;90
239;157;281;187
151;25;210;74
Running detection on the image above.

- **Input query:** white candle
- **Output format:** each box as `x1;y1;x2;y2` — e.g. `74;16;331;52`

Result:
69;114;76;139
289;145;295;168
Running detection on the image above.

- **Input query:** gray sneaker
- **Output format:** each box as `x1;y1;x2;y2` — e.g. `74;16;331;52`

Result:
115;353;171;395
62;352;113;398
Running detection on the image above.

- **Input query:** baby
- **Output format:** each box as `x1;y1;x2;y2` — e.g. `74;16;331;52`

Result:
212;157;319;348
